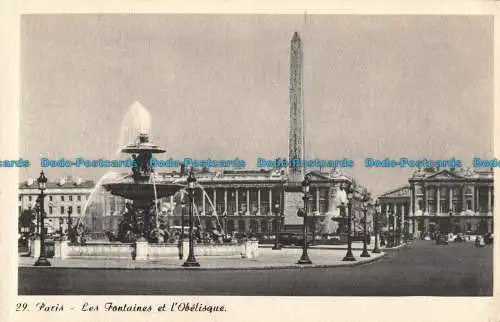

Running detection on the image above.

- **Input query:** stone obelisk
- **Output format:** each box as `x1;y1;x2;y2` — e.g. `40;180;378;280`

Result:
284;31;306;227
288;31;305;185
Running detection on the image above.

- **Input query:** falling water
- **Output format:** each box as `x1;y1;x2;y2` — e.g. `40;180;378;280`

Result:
116;101;152;155
76;171;124;227
151;173;160;229
78;101;153;234
195;183;223;232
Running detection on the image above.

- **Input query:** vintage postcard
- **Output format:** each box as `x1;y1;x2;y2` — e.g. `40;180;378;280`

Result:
1;1;498;322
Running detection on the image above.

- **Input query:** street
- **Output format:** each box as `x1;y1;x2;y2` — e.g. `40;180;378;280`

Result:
18;240;492;296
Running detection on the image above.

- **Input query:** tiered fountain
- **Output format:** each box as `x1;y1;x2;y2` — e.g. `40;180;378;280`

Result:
43;103;260;262
102;132;182;243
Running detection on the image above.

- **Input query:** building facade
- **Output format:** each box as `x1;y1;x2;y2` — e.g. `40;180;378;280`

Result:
18;177;94;234
379;168;494;236
162;168;370;236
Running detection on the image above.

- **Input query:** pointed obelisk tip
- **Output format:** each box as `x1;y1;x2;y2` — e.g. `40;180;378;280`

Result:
292;31;300;41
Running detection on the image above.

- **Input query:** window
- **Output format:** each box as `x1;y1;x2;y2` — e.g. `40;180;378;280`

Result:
18;206;21;213
49;196;53;201
77;206;81;214
61;196;65;201
69;195;73;201
49;206;53;214
439;201;448;213
467;200;472;210
60;206;64;214
18;196;21;202
28;196;32;201
77;195;81;201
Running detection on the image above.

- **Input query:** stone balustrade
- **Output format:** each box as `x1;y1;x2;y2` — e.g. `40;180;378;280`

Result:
67;243;134;260
43;239;260;261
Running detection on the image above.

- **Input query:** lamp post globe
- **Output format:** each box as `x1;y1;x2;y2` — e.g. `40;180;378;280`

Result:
297;174;313;264
372;199;381;253
34;171;51;267
342;182;356;262
183;167;200;267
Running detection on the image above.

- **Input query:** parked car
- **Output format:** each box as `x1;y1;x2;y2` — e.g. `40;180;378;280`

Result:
278;232;299;246
436;233;449;245
454;233;466;243
484;233;493;245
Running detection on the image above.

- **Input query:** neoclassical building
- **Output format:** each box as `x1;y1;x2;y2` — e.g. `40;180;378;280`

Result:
161;168;367;236
18;176;126;236
18;177;94;234
379;168;494;235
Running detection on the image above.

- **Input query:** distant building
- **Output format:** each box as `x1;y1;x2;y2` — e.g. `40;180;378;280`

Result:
18;176;127;236
18;176;94;234
379;168;494;235
163;168;370;236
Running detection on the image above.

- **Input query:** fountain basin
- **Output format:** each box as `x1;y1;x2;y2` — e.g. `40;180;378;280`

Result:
103;182;185;200
43;240;260;261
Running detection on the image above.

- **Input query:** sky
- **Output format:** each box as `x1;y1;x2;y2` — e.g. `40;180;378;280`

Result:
20;14;493;195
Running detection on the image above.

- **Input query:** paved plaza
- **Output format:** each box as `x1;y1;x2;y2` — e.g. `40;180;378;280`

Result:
18;243;385;270
18;240;492;296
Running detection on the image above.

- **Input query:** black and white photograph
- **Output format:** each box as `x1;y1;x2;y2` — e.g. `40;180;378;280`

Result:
1;4;498;322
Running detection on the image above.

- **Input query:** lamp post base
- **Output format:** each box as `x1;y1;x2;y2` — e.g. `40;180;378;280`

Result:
297;258;313;265
360;249;371;257
272;243;282;250
34;257;51;267
342;250;356;262
182;254;200;267
182;259;200;267
297;251;313;264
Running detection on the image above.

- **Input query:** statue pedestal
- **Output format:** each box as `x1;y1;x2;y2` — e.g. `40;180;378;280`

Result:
135;240;149;261
54;240;70;259
31;237;40;258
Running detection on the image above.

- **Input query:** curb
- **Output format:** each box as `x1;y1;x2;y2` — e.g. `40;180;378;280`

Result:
19;253;386;271
259;243;408;251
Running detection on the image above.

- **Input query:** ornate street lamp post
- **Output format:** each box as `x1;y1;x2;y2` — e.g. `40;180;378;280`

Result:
372;199;381;253
448;211;453;235
360;197;371;258
183;168;200;267
34;203;40;237
403;219;409;244
67;206;73;239
272;200;281;250
222;212;228;236
179;198;185;259
343;182;356;261
397;212;402;246
34;171;50;267
297;174;313;264
388;208;394;248
273;171;285;250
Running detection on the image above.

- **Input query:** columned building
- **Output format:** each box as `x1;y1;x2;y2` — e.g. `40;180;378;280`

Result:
163;168;362;236
378;185;411;235
379;168;494;236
